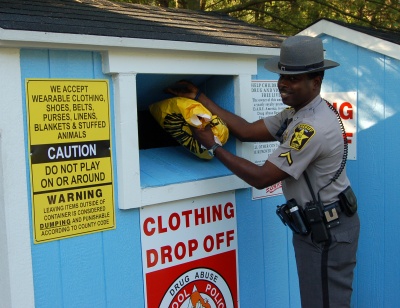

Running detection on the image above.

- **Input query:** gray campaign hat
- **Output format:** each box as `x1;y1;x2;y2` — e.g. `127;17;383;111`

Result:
264;35;339;74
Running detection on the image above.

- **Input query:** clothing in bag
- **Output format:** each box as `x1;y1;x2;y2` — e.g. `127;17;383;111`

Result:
149;97;229;159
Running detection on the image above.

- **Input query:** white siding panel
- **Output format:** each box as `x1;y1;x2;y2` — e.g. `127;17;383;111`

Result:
0;48;34;308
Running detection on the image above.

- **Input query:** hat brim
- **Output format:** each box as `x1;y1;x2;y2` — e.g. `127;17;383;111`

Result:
264;56;340;75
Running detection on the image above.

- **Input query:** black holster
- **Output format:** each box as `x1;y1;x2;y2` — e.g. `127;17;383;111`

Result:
276;199;310;235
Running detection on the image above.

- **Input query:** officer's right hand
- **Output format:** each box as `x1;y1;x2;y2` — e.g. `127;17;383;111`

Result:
164;80;198;100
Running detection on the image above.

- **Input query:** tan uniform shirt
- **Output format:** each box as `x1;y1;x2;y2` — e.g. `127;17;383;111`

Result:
264;95;350;207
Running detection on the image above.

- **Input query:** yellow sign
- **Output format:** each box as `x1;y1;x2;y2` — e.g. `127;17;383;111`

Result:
26;79;115;243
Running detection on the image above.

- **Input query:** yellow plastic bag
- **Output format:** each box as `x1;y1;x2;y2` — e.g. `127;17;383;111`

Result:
149;97;229;159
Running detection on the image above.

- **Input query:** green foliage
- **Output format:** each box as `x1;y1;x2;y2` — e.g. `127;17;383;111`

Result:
112;0;400;35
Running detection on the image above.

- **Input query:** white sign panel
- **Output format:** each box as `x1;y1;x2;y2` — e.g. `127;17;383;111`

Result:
140;191;239;308
251;80;285;199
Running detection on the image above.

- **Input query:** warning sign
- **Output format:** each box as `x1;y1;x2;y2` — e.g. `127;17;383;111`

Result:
25;79;115;243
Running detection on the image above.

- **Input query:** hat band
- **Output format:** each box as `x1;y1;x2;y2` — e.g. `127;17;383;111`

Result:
278;60;324;72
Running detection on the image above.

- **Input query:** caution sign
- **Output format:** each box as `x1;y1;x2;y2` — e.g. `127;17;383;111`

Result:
25;79;115;244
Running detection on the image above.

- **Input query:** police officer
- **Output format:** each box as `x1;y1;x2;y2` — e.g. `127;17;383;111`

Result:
166;35;360;307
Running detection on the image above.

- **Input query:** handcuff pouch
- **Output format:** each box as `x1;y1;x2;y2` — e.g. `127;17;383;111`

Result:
339;186;358;217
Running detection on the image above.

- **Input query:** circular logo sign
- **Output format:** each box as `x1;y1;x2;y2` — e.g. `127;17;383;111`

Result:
160;267;234;308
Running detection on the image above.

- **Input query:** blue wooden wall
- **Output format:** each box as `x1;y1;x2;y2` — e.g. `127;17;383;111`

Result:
247;35;400;307
319;34;400;307
21;50;144;308
21;34;400;307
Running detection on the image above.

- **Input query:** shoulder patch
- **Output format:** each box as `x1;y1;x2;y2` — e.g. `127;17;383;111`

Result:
289;123;315;151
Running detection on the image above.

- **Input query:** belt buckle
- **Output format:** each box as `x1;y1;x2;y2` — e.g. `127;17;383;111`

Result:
324;202;340;228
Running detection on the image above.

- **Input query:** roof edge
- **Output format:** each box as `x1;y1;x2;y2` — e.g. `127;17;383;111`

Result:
0;28;279;57
298;19;400;61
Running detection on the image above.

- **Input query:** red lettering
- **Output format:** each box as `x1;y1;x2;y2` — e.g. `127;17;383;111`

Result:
143;217;155;236
346;132;353;144
203;231;236;252
181;210;192;227
161;245;172;264
144;204;235;236
203;235;214;252
146;249;158;268
206;205;211;223
332;101;353;120
175;242;186;260
339;101;353;120
169;212;180;231
158;216;167;233
148;240;199;266
224;202;235;219
216;232;224;249
266;181;282;193
211;204;222;221
226;230;235;247
188;239;198;257
205;284;226;307
194;207;205;225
